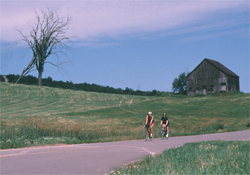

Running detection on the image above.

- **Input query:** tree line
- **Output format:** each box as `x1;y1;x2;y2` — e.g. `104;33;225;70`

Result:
0;74;166;96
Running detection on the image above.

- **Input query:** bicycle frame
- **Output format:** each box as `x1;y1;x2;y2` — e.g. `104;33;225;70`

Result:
159;125;166;139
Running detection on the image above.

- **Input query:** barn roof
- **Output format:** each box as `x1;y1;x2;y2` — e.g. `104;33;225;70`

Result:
187;58;239;78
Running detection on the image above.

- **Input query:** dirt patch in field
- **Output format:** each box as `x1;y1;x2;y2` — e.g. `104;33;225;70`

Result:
120;107;137;114
129;99;133;105
230;99;238;102
119;100;122;106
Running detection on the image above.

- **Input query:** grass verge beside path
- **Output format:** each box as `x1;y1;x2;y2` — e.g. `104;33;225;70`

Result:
111;141;250;175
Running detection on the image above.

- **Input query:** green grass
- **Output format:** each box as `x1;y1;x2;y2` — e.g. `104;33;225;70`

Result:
0;82;249;149
111;141;250;175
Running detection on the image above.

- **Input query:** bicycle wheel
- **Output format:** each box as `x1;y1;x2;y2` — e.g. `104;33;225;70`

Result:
150;131;153;141
161;130;165;139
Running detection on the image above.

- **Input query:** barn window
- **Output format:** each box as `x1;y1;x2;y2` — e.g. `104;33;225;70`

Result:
209;85;214;92
220;82;226;91
202;85;206;89
189;87;192;90
196;87;199;90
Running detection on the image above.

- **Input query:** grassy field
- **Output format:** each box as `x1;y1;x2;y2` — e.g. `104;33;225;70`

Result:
111;140;250;175
0;82;249;149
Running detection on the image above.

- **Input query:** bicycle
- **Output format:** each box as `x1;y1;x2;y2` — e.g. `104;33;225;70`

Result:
158;125;167;139
144;124;153;141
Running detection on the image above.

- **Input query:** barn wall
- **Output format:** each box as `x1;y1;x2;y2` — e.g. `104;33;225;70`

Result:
187;60;228;95
227;77;240;92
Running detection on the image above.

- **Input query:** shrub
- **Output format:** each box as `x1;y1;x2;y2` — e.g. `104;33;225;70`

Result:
193;93;206;97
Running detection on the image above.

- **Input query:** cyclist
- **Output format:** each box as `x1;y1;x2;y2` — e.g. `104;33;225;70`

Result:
145;111;154;137
160;113;169;138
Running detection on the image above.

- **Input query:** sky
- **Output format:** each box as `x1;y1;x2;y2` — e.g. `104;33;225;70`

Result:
0;0;249;93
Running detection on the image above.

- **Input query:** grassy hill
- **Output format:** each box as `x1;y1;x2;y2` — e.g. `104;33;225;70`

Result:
0;82;249;149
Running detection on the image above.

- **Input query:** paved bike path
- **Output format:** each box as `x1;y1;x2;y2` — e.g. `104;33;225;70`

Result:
1;130;249;174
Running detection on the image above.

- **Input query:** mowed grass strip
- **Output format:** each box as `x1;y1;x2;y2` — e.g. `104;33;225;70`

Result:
111;141;250;175
0;82;249;149
0;82;150;119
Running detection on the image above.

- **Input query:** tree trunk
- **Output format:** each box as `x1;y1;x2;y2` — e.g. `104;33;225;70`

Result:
38;71;42;86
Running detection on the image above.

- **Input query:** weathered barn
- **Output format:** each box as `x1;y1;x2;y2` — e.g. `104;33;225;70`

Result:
187;58;239;96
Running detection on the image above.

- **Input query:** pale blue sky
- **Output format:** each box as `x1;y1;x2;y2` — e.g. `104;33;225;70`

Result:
1;0;249;93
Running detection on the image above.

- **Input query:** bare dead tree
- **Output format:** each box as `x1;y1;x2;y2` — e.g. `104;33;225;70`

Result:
16;8;74;86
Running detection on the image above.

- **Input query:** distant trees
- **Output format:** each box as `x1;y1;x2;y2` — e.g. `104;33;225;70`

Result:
16;8;74;86
1;74;168;96
172;72;189;95
2;72;190;96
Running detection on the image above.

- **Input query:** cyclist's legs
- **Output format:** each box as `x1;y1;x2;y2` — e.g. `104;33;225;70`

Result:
166;126;169;134
150;123;154;134
162;124;167;133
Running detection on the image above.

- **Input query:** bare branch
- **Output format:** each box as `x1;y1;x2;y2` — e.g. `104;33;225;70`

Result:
45;61;69;67
15;57;36;84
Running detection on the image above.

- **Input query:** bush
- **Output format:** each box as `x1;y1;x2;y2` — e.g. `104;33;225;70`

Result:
155;92;172;97
172;72;188;95
193;93;206;97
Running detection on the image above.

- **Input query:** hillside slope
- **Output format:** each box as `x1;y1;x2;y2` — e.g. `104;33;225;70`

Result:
0;82;249;148
0;82;151;119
